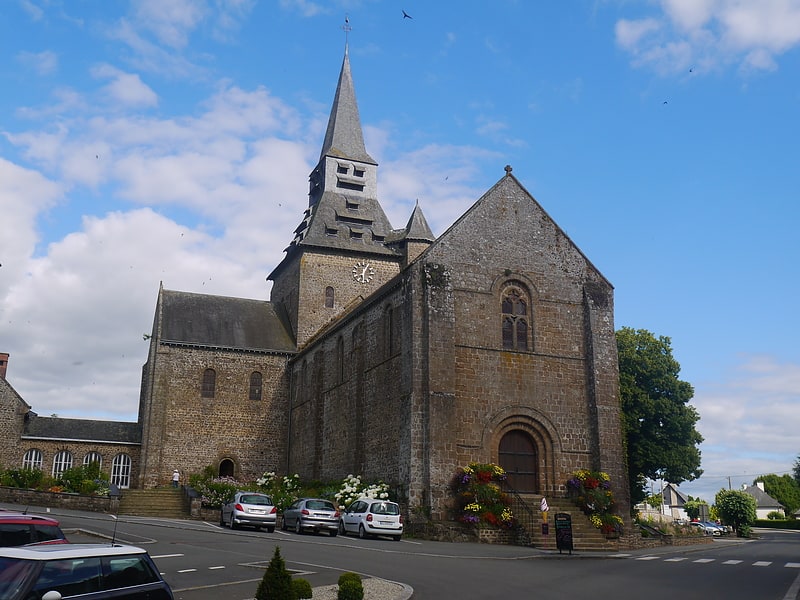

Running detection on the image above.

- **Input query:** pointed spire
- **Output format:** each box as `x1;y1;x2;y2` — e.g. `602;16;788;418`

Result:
319;50;376;164
404;200;435;242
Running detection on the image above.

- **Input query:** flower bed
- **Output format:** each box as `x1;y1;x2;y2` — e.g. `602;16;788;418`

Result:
566;470;623;536
451;463;514;529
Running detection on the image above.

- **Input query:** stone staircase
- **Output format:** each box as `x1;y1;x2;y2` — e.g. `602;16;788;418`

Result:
511;494;621;552
118;487;188;518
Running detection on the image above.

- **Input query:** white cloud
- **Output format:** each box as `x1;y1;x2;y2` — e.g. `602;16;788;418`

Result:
676;354;800;502
615;0;800;74
132;0;208;49
16;50;58;76
91;64;158;108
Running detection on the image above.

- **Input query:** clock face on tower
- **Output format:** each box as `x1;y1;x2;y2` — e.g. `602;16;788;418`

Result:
352;261;375;284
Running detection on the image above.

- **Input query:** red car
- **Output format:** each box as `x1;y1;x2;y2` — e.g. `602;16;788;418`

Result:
0;512;68;546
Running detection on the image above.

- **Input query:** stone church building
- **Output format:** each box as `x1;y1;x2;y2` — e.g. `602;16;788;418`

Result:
1;49;629;519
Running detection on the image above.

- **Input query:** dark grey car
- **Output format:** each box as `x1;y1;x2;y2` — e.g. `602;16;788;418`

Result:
282;498;339;536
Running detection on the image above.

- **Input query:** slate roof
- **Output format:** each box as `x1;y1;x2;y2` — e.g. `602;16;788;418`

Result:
23;414;141;444
742;484;783;509
158;289;295;353
319;48;376;165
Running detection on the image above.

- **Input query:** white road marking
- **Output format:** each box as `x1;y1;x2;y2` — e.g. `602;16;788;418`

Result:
693;559;715;563
753;561;772;567
151;553;184;559
722;560;742;565
177;569;197;573
665;557;687;562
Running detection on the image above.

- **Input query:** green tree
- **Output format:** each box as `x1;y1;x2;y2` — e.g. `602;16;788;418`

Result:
616;327;703;506
683;499;707;521
793;455;800;486
755;474;800;515
715;489;756;537
255;546;294;600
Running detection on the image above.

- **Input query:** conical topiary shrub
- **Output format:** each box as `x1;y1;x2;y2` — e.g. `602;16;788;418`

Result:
255;546;293;600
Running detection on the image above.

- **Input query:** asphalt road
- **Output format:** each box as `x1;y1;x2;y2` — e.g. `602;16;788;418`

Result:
4;503;799;600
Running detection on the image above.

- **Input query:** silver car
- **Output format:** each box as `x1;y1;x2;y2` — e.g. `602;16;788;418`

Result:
220;491;277;532
0;542;173;599
282;498;339;536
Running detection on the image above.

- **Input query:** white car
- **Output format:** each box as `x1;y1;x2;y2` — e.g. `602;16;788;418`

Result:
339;498;403;541
0;542;173;599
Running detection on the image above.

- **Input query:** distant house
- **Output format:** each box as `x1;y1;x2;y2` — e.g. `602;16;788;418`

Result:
663;483;690;521
742;482;784;519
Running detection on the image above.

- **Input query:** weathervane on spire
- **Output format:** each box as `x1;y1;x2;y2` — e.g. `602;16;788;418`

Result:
342;15;351;50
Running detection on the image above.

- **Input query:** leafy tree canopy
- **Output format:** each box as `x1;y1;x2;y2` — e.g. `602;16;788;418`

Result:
754;474;800;515
793;454;800;486
617;327;703;506
715;489;756;536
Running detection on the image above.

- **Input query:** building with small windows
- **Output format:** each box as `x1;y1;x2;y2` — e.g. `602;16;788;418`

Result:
0;48;629;518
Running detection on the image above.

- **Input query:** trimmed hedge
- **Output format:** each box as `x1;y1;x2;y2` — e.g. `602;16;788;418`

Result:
753;519;800;530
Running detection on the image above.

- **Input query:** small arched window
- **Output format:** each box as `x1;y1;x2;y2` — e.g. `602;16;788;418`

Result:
52;450;73;478
83;452;103;468
501;285;529;351
111;453;132;489
22;448;43;470
249;372;263;401
325;286;335;308
201;368;216;398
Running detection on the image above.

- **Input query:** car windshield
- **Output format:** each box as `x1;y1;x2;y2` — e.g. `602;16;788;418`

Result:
370;502;399;515
240;495;271;506
0;557;40;600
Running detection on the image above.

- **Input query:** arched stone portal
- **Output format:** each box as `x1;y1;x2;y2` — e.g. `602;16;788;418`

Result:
498;430;539;493
219;458;234;478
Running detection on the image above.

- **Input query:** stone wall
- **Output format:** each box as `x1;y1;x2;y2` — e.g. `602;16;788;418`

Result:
139;345;290;488
0;486;118;513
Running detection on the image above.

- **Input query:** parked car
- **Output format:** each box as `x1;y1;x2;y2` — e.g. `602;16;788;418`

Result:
220;491;277;532
702;521;727;535
282;498;339;536
690;521;721;536
0;542;174;599
0;513;68;547
339;498;403;541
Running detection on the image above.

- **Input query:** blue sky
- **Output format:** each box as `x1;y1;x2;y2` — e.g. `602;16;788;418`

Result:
1;1;798;504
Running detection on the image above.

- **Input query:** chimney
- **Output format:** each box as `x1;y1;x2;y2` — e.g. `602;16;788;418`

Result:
756;481;765;491
0;353;8;380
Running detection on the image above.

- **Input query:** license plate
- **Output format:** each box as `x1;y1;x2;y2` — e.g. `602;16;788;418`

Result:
249;509;265;514
380;520;393;526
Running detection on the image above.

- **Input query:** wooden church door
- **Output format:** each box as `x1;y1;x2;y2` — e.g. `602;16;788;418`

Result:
498;430;539;493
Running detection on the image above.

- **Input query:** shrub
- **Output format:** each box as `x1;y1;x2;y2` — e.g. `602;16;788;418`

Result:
194;476;240;508
766;511;784;520
255;546;293;600
292;578;313;599
715;489;757;537
1;467;45;490
337;572;363;600
334;474;389;509
57;463;110;496
256;472;301;512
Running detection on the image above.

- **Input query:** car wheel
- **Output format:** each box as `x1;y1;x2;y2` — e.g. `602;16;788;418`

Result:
338;521;346;536
219;511;225;527
267;526;275;533
330;529;338;537
358;524;367;539
393;535;401;541
295;519;302;534
281;516;288;531
230;515;238;530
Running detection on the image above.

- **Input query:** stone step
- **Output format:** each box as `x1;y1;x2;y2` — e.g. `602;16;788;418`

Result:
509;494;620;552
118;488;188;518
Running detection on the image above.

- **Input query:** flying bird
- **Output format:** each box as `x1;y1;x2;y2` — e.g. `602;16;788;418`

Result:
402;10;412;19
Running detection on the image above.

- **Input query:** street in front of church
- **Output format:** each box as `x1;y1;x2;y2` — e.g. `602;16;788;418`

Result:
18;504;800;600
